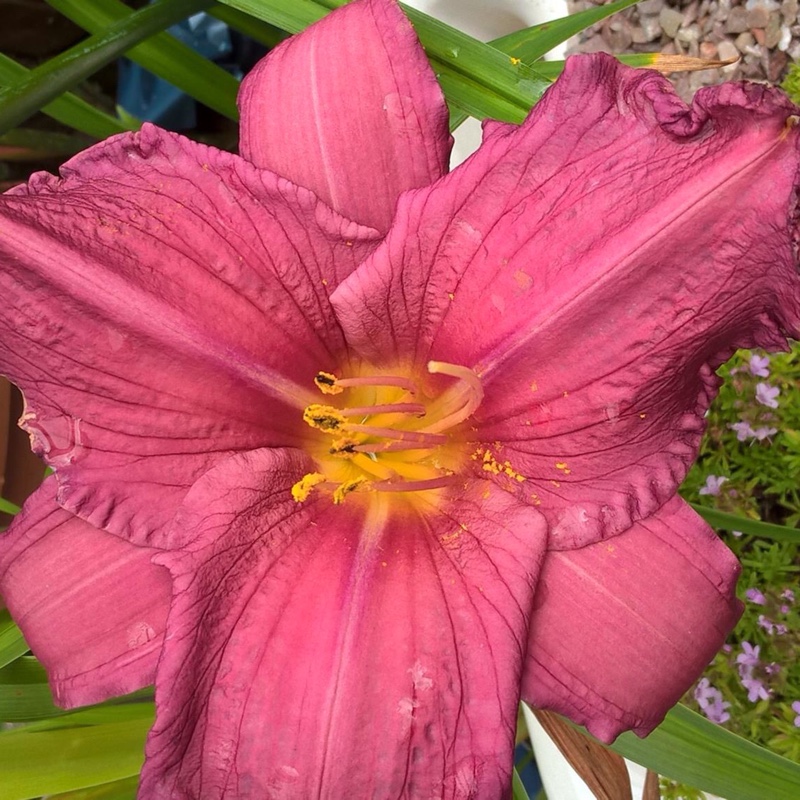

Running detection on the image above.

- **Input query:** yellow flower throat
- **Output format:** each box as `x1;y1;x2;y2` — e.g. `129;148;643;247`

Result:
292;361;483;506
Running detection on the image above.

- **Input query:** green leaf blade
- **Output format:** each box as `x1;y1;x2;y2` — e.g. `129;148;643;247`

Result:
0;0;215;136
0;53;128;139
46;0;240;121
611;704;800;800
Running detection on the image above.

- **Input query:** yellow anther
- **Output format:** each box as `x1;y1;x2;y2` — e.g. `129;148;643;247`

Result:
329;439;357;457
303;404;346;431
333;476;369;504
292;472;326;503
314;372;343;395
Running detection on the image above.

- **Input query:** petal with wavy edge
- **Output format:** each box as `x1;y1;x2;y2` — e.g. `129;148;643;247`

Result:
0;478;171;708
0;124;380;548
238;0;451;233
521;496;742;743
332;54;800;547
140;447;547;799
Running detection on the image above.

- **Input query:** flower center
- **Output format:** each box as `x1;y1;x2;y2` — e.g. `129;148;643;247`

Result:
292;361;483;506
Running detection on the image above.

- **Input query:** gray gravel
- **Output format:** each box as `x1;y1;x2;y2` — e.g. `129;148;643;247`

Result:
568;0;799;99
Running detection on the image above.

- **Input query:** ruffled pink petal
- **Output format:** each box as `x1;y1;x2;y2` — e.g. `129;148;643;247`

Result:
238;0;451;233
0;124;380;547
140;447;547;799
521;496;742;743
0;479;171;708
332;54;800;547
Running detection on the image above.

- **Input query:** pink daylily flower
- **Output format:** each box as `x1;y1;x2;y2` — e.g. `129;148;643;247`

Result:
0;0;799;796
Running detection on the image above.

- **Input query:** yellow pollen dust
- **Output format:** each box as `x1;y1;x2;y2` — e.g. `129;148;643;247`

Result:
293;362;483;505
472;447;526;483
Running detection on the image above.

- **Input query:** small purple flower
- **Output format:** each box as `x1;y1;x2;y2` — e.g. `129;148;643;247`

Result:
758;616;787;635
755;382;780;408
780;604;790;615
694;677;720;708
746;588;767;605
699;475;728;496
782;588;795;603
793;701;800;727
765;662;781;676
694;678;731;723
705;697;732;724
736;641;761;667
758;614;776;633
742;677;770;702
752;426;778;441
731;420;755;441
748;354;770;377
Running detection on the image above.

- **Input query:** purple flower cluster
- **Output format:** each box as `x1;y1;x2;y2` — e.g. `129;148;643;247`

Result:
730;421;778;442
736;641;772;703
747;584;791;635
727;353;783;443
694;678;731;724
758;615;789;636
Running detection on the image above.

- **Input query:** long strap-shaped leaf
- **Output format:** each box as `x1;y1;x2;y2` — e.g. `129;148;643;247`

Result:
494;0;640;63
45;0;240;121
0;0;214;137
0;53;128;139
691;505;800;542
611;704;800;800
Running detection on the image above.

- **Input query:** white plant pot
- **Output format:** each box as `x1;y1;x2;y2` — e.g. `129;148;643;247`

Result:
523;704;726;800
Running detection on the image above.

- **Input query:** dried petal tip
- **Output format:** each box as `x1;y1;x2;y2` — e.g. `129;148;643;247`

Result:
650;54;739;74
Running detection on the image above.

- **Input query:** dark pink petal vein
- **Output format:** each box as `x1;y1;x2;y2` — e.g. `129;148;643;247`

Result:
332;54;800;548
0;125;379;548
141;448;547;799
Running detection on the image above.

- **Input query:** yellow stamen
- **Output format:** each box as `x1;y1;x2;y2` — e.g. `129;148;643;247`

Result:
304;404;346;431
314;372;343;395
333;476;370;504
299;362;483;505
291;472;326;502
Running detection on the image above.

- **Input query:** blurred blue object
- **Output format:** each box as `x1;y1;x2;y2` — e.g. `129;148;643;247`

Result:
117;11;237;129
515;742;543;797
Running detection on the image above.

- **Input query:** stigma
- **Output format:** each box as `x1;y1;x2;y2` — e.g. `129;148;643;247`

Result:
292;361;483;505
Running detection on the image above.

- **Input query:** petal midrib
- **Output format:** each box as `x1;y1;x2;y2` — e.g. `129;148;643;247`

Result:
0;222;319;412
476;123;795;382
